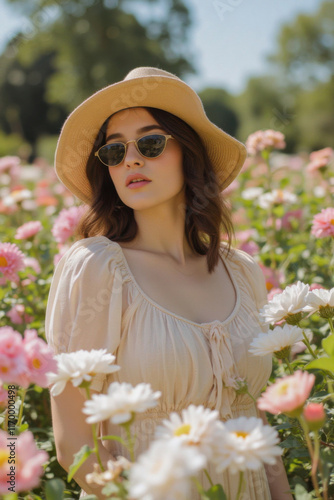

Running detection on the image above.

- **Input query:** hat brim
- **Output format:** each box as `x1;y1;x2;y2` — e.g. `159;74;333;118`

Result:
55;75;247;203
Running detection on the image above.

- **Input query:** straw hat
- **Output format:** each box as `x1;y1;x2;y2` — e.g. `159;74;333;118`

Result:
55;66;247;204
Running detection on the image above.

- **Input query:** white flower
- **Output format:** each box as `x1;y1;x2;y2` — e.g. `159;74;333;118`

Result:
260;281;309;324
303;288;334;315
155;405;222;460
83;382;161;425
241;187;264;200
212;416;282;475
86;456;132;486
47;349;120;396
3;189;32;207
249;324;304;357
128;439;206;500
257;189;297;210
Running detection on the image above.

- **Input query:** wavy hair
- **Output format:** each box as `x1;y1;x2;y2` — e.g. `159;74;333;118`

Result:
76;107;234;273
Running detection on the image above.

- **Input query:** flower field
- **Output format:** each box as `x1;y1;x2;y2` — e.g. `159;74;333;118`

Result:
0;133;333;499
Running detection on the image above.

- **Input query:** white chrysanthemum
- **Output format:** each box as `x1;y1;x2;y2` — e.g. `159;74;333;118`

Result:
259;281;309;324
47;349;120;396
83;382;161;425
303;288;334;315
128;439;206;500
212;416;282;475
155;405;222;460
241;187;264;200
257;189;297;209
249;324;304;357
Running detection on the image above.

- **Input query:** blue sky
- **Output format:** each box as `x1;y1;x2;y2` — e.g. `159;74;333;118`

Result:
0;0;323;94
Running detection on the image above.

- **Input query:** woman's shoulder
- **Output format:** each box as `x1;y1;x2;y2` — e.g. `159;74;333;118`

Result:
57;236;123;271
222;243;267;308
221;243;262;273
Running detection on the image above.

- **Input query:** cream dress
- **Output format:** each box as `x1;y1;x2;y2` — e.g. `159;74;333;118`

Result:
45;235;273;500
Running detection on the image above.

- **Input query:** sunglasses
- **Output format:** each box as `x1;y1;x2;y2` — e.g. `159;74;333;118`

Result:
94;133;175;167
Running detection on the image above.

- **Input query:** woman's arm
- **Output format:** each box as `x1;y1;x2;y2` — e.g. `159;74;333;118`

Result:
259;410;294;500
50;381;116;499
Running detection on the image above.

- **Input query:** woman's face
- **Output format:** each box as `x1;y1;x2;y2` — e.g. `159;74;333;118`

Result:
105;107;185;211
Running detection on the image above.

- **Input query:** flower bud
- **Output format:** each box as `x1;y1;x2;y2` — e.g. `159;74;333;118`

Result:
303;403;326;431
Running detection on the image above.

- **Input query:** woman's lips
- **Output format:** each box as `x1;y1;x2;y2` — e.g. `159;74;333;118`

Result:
127;180;152;189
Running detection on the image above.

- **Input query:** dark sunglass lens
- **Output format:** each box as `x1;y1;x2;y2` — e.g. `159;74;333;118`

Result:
99;143;125;166
138;135;166;158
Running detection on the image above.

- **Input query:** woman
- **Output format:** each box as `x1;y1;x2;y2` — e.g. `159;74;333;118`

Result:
45;67;293;499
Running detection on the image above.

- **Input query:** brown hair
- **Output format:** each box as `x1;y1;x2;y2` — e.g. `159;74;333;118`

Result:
76;107;234;273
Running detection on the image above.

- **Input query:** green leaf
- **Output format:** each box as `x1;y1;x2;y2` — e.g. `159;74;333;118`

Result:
305;357;334;372
45;478;65;500
67;444;93;482
98;434;127;446
204;484;227;500
279;436;302;449
322;334;334;357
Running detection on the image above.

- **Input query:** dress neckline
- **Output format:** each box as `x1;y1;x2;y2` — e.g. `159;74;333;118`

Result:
103;237;241;329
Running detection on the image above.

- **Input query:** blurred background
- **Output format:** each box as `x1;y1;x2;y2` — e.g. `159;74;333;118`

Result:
0;0;333;163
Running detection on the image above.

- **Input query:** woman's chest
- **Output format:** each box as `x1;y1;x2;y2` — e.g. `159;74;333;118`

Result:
120;249;237;325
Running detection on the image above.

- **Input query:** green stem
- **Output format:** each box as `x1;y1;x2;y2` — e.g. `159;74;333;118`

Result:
85;386;105;472
204;468;214;487
311;431;323;500
17;387;27;427
124;422;135;462
192;476;206;497
246;390;257;404
328;318;334;335
235;471;244;500
313;431;327;500
298;417;321;499
298;416;314;460
284;357;294;374
302;330;317;359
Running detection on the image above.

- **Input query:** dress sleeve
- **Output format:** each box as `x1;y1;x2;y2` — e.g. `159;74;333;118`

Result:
229;248;268;311
45;237;123;392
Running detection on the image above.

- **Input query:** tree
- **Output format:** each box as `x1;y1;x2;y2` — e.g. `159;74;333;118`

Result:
0;0;196;152
198;87;239;138
268;1;334;89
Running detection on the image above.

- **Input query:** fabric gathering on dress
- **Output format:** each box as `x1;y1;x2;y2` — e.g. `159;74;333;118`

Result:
45;235;273;500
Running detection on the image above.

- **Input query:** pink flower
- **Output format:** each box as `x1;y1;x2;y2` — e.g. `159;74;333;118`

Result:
0;156;21;183
24;257;41;274
307;147;333;173
246;130;286;156
235;229;257;244
0;327;28;385
0;429;48;493
53;245;70;267
309;283;326;291
7;304;33;325
257;371;315;417
303;403;326;431
15;221;42;240
239;240;259;256
51;205;87;244
22;329;57;388
276;209;303;231
259;264;285;292
267;288;283;302
0;242;25;283
311;208;334;238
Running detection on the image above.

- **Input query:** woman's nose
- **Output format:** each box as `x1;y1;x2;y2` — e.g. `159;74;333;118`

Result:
124;142;144;167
